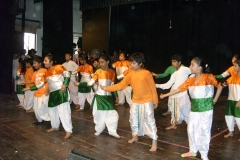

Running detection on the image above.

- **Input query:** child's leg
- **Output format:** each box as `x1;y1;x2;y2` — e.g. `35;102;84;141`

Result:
76;92;87;110
57;102;72;138
38;95;50;121
179;94;191;125
166;98;177;130
116;90;125;105
92;99;105;135
69;77;79;105
162;98;171;115
224;115;235;138
48;106;60;131
129;103;139;142
24;90;34;110
105;110;120;138
123;86;132;106
17;94;24;106
33;97;43;123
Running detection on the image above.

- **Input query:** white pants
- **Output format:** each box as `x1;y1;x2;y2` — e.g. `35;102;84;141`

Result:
48;102;72;132
169;94;191;124
117;86;132;105
130;102;158;140
188;110;213;160
24;90;34;110
225;116;240;131
68;76;79;104
33;95;50;122
17;94;24;106
77;92;92;109
92;99;119;135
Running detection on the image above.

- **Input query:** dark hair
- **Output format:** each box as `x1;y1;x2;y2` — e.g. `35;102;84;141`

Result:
72;43;76;47
233;54;239;59
79;53;88;61
24;58;33;65
65;53;73;57
19;60;26;73
129;52;145;64
44;53;57;65
171;54;182;62
193;57;211;73
33;56;43;66
234;59;240;66
93;58;99;62
99;54;112;68
119;51;127;59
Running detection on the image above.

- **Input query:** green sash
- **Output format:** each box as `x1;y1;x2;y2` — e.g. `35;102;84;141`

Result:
16;84;25;94
90;94;115;110
191;97;213;112
78;82;92;93
225;100;240;118
48;89;69;107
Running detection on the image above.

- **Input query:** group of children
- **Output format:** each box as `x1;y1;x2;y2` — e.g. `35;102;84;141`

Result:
14;50;240;159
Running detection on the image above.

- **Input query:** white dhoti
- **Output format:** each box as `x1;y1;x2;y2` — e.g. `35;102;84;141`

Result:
48;102;72;132
77;92;93;109
68;76;79;104
33;95;50;122
188;110;213;160
169;94;191;124
92;98;119;135
17;94;24;106
24;90;34;110
130;102;158;140
117;86;132;105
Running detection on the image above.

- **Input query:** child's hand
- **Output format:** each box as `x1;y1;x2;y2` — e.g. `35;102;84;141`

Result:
152;72;157;77
100;85;106;91
60;84;66;92
45;89;50;96
236;101;240;107
74;81;79;86
160;94;165;99
22;87;30;91
154;104;158;109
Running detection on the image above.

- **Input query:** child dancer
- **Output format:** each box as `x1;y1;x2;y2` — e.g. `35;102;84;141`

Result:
16;61;26;109
112;51;132;106
23;56;50;125
93;58;101;72
101;52;158;152
156;54;191;130
223;58;240;139
75;54;120;138
160;57;222;160
22;58;34;113
73;53;94;111
62;53;79;107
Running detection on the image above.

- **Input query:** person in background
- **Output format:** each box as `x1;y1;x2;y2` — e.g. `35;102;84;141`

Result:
12;53;19;93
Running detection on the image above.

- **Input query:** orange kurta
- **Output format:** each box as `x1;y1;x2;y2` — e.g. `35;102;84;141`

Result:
105;69;158;104
25;67;34;88
32;68;48;97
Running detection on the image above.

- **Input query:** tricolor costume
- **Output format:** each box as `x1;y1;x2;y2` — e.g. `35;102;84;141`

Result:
105;69;158;141
23;67;34;110
215;66;236;79
78;68;119;137
16;68;25;106
156;66;191;125
112;60;132;105
73;64;94;110
62;60;79;105
30;68;50;122
225;74;240;133
178;74;220;160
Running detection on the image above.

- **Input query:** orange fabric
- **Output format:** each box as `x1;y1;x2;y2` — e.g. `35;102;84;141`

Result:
105;69;158;104
178;74;220;92
227;74;240;85
32;68;48;97
226;66;237;76
45;65;66;78
92;69;115;82
76;64;94;74
112;60;130;68
25;67;34;87
17;67;25;75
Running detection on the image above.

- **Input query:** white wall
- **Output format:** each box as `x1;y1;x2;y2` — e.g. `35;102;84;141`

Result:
73;0;82;45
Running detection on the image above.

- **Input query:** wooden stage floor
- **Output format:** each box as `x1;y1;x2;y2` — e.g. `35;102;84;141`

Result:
0;91;240;160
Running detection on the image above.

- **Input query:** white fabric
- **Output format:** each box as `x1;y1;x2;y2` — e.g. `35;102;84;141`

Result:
33;95;50;122
94;79;113;96
77;92;93;109
24;90;34;110
225;115;236;131
17;94;24;106
68;76;79;104
12;59;19;78
188;85;214;99
168;94;190;124
115;66;128;76
46;74;64;92
188;110;213;160
228;84;240;101
156;66;190;98
92;98;119;135
130;102;158;140
62;60;79;72
117;86;132;105
48;102;72;132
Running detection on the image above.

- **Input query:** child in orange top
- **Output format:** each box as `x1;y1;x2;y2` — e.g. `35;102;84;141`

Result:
21;58;35;113
112;52;132;106
101;52;158;152
23;56;50;125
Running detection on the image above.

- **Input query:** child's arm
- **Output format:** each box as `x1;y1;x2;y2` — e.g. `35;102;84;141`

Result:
213;86;223;104
154;66;175;79
156;73;175;89
160;89;181;99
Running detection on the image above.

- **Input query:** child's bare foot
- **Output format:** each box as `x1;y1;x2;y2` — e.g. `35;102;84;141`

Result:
181;152;196;157
224;132;234;138
47;128;59;132
76;108;83;112
75;104;80;110
165;124;177;130
65;132;72;139
18;106;24;109
128;136;138;143
162;110;171;116
26;108;34;113
149;140;157;152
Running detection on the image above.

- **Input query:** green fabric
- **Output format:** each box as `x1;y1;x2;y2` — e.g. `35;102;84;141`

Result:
78;82;91;93
90;94;115;110
225;100;240;118
215;74;224;79
156;66;176;78
191;97;213;112
16;84;25;94
94;66;101;72
113;91;118;98
63;77;70;86
30;85;38;91
48;89;69;107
